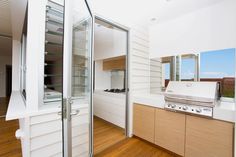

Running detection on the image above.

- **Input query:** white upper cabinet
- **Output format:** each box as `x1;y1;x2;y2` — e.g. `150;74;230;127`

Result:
94;23;126;60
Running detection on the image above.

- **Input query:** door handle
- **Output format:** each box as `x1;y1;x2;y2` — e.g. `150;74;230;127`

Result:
70;109;80;116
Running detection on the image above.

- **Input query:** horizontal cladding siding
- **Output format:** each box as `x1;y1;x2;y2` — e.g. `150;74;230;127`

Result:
30;107;89;157
150;58;162;93
131;25;150;94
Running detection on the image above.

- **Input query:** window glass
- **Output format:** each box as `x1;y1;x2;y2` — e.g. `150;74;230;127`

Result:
200;48;235;98
163;63;170;87
181;54;197;81
44;1;64;102
161;56;175;88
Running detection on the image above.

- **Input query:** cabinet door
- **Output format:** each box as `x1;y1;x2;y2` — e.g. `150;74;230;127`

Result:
103;56;126;70
155;109;185;156
185;115;234;157
133;104;155;143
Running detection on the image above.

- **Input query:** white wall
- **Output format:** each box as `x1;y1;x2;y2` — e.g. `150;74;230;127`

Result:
94;60;111;90
94;24;126;60
150;0;236;58
0;56;12;97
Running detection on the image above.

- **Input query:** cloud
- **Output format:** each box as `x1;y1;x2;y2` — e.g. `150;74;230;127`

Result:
181;71;195;79
201;71;234;78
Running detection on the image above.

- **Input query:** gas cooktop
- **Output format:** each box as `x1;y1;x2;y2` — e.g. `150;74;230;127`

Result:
104;88;125;93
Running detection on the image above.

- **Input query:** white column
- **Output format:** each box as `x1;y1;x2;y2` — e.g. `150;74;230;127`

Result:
12;40;21;91
26;0;47;111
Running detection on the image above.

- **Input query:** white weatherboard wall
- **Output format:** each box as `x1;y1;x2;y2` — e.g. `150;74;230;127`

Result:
150;58;162;93
150;0;236;58
128;25;151;136
130;25;150;94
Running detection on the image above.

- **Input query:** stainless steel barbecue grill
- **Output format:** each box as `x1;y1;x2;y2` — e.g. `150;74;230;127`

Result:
164;81;218;117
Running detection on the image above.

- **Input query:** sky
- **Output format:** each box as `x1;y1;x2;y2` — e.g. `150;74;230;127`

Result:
200;48;235;78
165;48;236;79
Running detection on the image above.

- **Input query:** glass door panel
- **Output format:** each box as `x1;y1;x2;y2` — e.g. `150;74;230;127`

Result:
63;0;93;156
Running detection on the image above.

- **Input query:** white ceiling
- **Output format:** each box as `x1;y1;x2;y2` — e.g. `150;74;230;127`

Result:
92;0;224;26
0;0;11;36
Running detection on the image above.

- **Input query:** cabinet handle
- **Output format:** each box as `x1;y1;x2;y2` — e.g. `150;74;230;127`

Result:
58;111;62;115
70;110;80;116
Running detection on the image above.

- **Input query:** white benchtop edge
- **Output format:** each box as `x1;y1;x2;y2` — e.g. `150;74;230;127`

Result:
6;91;27;121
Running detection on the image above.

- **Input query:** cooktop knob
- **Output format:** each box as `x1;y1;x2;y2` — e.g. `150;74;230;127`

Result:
171;104;176;109
183;106;188;110
196;108;202;113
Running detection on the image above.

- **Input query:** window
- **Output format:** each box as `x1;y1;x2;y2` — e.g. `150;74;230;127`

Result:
43;1;64;102
200;49;235;99
180;54;199;81
161;56;175;88
157;49;235;100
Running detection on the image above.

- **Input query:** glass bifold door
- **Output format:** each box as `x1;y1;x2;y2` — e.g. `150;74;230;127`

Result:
44;0;93;156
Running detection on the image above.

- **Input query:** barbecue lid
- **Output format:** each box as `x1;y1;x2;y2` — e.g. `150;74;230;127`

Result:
165;81;218;103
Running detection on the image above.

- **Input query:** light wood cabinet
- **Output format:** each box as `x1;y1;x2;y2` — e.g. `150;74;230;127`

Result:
133;103;155;143
155;109;186;156
133;103;234;157
103;56;126;70
185;115;234;157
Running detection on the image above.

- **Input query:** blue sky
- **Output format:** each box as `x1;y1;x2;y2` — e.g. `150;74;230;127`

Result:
165;48;236;79
200;48;235;78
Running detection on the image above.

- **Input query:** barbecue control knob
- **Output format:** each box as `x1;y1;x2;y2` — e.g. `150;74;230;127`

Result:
183;106;188;110
171;104;176;109
196;108;202;113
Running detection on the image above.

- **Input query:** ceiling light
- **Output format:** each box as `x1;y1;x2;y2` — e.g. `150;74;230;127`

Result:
151;18;157;22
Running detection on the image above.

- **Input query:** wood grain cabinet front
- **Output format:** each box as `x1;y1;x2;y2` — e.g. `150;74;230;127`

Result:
103;56;126;71
133;103;155;143
185;115;234;157
155;109;185;156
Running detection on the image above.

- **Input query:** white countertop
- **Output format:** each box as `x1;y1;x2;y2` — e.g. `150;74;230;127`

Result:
6;91;89;120
6;91;27;120
133;93;236;123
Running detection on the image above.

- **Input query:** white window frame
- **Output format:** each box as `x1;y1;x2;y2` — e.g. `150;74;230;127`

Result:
20;34;27;100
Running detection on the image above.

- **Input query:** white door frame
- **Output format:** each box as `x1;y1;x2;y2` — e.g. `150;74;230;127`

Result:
93;15;130;138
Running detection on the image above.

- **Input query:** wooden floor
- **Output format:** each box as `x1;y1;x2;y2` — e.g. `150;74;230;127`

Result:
0;97;22;157
0;97;10;116
95;137;179;157
93;116;126;155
